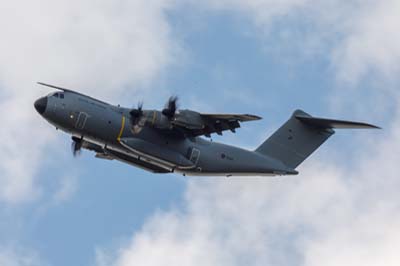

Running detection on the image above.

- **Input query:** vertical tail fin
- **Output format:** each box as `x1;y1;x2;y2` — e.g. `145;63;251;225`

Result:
256;110;379;169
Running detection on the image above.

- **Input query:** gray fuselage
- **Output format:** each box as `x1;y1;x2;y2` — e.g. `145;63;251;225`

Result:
34;91;296;176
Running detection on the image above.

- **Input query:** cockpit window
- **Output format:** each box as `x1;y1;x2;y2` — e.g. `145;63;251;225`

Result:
48;92;64;98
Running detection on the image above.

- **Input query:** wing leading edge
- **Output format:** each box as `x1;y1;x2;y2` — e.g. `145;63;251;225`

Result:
200;113;262;122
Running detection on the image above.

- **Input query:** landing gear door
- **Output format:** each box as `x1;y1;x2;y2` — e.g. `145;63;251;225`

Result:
189;148;200;166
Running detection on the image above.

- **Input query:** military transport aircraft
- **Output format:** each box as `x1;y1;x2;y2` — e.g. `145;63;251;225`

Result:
34;82;379;176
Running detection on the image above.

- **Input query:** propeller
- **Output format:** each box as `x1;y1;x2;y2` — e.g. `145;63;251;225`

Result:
129;102;145;133
162;96;178;119
129;101;143;123
71;136;83;157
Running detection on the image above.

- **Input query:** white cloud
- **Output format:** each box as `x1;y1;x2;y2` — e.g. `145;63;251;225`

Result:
1;0;396;208
52;173;78;204
96;107;398;266
0;0;179;204
0;0;398;263
0;247;42;266
197;0;400;84
96;1;400;265
332;0;400;83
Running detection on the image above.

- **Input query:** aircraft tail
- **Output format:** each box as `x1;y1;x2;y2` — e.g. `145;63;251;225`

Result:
256;110;379;169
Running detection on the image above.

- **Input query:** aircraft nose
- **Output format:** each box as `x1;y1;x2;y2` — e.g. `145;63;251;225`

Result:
34;97;47;115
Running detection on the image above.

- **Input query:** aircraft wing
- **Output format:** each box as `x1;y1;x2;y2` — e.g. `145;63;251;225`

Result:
182;113;262;137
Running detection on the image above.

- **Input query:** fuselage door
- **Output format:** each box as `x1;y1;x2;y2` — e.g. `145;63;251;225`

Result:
189;148;201;166
75;112;88;130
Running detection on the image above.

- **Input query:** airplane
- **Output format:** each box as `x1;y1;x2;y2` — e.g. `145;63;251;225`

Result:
34;82;380;176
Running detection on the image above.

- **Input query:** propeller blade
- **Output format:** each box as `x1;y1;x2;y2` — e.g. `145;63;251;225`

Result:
129;101;145;133
137;101;143;111
162;96;178;119
129;102;144;122
71;137;83;157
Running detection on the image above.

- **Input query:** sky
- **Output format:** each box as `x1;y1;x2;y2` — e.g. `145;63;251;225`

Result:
0;0;399;265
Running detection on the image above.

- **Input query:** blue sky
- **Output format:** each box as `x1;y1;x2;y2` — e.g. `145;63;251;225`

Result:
0;1;399;266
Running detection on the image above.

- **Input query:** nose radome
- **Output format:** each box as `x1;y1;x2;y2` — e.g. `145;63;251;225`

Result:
34;97;47;115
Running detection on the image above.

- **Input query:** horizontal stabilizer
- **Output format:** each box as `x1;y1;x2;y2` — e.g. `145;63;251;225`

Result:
295;112;381;129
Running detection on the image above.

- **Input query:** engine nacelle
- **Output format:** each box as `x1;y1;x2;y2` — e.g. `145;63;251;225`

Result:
130;109;205;133
138;110;172;130
172;110;204;129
